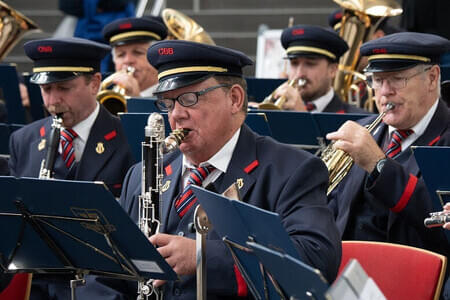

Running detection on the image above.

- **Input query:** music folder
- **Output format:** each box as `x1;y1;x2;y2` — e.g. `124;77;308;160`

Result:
312;112;372;138
0;176;177;283
191;185;328;300
412;146;450;242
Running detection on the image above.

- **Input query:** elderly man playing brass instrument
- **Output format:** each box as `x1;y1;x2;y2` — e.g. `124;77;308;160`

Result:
114;40;342;299
327;32;450;260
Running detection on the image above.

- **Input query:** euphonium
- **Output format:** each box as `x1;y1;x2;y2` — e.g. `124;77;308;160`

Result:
258;78;306;110
39;114;62;179
321;102;395;195
0;1;39;61
138;112;190;300
161;8;215;45
332;0;402;110
97;66;135;115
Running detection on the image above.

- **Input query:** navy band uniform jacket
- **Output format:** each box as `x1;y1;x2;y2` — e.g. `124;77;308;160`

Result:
328;100;450;257
9;105;135;197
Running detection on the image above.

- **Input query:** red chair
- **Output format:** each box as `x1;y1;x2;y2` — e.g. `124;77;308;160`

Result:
0;273;32;300
337;241;447;300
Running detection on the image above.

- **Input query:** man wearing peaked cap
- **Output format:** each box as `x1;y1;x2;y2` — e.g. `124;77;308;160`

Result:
8;37;135;299
327;32;450;261
102;16;167;98
115;40;342;299
270;24;366;113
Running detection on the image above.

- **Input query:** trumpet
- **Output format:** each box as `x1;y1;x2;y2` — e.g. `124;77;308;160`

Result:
258;78;306;110
97;66;135;115
424;211;450;228
321;102;395;195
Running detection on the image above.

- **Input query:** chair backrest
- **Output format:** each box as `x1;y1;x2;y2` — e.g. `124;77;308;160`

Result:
338;241;447;300
0;273;32;300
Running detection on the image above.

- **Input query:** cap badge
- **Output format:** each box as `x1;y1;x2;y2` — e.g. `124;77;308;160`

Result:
373;48;387;54
37;46;52;53
119;23;132;29
158;47;174;55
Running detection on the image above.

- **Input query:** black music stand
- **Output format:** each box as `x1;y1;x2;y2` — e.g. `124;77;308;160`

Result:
247;242;329;300
191;185;325;300
412;146;450;242
0;176;177;299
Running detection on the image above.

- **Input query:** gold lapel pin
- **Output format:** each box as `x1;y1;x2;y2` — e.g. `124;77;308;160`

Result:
161;180;171;192
38;139;46;151
236;178;244;189
96;142;105;154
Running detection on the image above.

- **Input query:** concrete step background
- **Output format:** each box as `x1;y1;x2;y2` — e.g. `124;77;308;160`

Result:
6;0;373;76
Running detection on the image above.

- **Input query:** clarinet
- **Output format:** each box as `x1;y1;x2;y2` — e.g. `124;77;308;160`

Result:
137;113;190;300
39;113;63;179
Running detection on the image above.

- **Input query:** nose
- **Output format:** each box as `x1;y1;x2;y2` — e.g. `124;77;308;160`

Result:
43;89;60;106
169;100;188;122
378;78;395;96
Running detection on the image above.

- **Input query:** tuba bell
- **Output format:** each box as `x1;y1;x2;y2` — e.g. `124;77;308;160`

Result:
97;66;135;115
161;8;215;45
0;1;39;61
332;0;402;111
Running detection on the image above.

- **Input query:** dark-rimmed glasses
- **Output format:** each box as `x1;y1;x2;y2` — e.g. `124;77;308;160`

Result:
156;84;231;111
366;66;432;90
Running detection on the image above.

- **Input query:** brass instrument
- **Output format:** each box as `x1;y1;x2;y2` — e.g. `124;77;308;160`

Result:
258;78;306;110
138;112;190;299
39;114;62;179
0;1;39;61
424;211;450;228
321;102;395;195
332;0;402;110
97;66;135;115
161;8;215;45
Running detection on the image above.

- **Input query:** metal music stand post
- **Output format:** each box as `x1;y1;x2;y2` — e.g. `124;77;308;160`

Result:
0;176;177;300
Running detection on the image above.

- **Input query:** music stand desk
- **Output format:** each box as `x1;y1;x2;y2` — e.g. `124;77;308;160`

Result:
0;177;176;283
192;185;308;300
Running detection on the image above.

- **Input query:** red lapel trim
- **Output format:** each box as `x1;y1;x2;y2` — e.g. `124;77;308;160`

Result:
428;135;440;146
104;130;117;141
391;174;417;213
40;126;45;137
244;160;259;174
165;164;173;176
336;109;345;114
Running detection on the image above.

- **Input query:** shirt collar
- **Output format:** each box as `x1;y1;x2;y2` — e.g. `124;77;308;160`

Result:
388;98;439;138
182;128;241;174
310;88;334;112
66;102;100;143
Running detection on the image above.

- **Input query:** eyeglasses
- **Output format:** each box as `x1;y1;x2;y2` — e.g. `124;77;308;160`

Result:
366;67;432;90
156;84;231;111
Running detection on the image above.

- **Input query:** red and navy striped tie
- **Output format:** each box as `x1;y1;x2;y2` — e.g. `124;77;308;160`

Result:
60;129;78;169
385;129;413;159
174;165;215;218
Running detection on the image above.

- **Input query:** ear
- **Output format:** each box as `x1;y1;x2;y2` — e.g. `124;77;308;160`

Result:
228;84;245;114
428;65;440;92
328;62;338;78
90;73;102;95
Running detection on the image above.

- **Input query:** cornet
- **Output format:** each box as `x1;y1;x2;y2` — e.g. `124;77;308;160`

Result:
258;78;306;110
97;66;135;115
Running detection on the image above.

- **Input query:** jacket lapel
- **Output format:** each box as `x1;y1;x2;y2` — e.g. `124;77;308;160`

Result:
160;154;182;233
75;107;117;181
